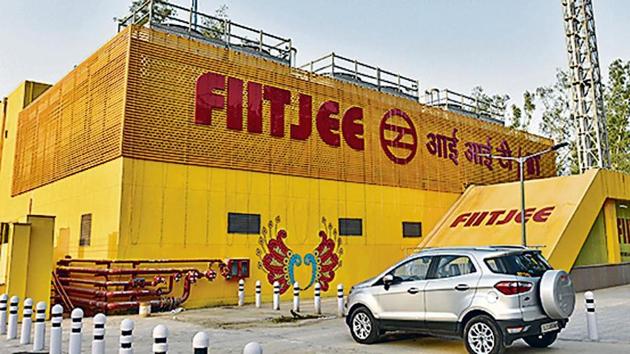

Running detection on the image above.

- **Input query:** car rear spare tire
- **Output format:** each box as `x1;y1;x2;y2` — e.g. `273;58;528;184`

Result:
539;270;575;319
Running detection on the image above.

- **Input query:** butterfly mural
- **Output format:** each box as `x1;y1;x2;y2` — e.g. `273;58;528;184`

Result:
256;216;344;294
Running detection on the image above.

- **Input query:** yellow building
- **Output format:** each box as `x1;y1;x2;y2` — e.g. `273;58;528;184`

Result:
0;15;628;311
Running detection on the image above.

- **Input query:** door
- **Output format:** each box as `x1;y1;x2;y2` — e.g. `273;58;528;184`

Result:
373;256;432;323
424;255;481;333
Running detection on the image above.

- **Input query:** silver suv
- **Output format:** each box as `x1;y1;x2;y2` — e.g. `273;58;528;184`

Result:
345;247;575;354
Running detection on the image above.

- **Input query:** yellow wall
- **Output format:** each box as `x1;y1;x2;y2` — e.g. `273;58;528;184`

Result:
420;169;630;271
118;157;460;305
5;223;31;298
0;83;124;263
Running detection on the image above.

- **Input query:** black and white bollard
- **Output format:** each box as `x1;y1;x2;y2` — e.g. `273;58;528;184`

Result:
7;295;18;339
255;280;262;308
192;331;209;354
585;291;599;341
238;279;245;307
92;313;107;354
272;281;280;310
314;282;321;315
0;293;7;335
243;341;263;354
33;301;46;351
119;318;134;354
292;282;300;312
152;324;169;354
50;304;64;354
337;284;344;317
69;308;84;354
19;297;33;344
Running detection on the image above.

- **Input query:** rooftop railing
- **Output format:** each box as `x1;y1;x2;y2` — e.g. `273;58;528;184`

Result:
424;88;506;125
117;0;296;65
300;53;420;101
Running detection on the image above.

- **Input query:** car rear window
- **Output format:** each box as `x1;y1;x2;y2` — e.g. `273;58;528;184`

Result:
485;252;551;277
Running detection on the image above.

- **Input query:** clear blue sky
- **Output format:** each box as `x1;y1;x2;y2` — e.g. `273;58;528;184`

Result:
1;0;629;132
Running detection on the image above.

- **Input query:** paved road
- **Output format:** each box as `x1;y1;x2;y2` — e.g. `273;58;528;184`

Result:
561;284;630;343
1;285;629;353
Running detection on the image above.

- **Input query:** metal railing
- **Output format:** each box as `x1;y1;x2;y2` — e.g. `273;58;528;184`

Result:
117;0;296;65
424;88;505;125
300;53;420;101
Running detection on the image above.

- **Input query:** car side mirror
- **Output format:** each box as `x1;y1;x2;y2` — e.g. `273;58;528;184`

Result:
383;274;394;290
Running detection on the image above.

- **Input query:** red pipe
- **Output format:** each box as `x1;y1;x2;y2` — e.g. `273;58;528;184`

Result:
64;286;164;298
54;259;221;314
57;277;131;287
56;266;197;276
57;258;225;266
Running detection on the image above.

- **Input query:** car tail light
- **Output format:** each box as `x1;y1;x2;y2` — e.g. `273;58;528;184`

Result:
494;281;533;295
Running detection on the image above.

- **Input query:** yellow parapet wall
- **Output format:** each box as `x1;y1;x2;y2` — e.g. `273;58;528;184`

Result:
419;169;630;271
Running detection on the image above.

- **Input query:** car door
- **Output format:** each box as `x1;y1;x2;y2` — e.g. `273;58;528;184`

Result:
372;256;432;325
424;254;481;333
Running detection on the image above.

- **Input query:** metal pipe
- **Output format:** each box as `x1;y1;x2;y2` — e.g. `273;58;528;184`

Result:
519;157;527;246
57;278;131;287
56;266;198;276
57;258;224;266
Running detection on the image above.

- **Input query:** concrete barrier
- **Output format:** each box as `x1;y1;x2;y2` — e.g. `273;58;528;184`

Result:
50;304;63;354
32;301;46;351
152;324;169;354
585;291;599;341
7;295;18;340
19;298;32;345
192;331;209;354
337;284;344;317
69;308;84;354
120;318;135;354
0;294;7;335
92;313;107;354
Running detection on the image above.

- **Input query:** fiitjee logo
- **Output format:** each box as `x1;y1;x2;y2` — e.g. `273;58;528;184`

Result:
449;206;555;228
194;72;419;164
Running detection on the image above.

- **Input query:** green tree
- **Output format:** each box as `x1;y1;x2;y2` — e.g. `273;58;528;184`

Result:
506;91;535;131
522;90;536;131
536;69;578;175
129;0;175;24
201;5;230;40
510;104;522;129
470;86;510;120
605;59;630;173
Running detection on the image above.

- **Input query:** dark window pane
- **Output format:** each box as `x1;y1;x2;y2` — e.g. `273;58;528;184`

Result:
339;218;362;236
402;222;422;237
485;252;551;277
0;223;9;244
228;213;260;234
79;214;92;246
429;256;476;279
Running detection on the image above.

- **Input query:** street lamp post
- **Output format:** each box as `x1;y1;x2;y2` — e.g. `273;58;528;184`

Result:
479;142;569;247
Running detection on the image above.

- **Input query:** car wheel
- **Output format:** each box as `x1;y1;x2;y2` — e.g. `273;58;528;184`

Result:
349;307;380;344
523;332;558;348
464;315;505;354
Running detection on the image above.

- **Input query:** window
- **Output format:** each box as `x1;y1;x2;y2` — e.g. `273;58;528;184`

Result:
402;222;422;237
79;214;92;246
485;252;551;277
1;223;9;244
339;218;362;236
430;256;476;279
392;256;432;282
227;213;260;234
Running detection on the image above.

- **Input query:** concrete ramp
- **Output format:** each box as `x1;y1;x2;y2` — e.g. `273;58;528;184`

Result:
418;169;630;271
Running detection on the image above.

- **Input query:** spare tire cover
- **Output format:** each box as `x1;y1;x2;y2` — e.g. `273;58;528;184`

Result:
540;270;575;319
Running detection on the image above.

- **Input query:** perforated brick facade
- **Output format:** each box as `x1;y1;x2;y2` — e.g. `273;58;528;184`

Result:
12;26;556;196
